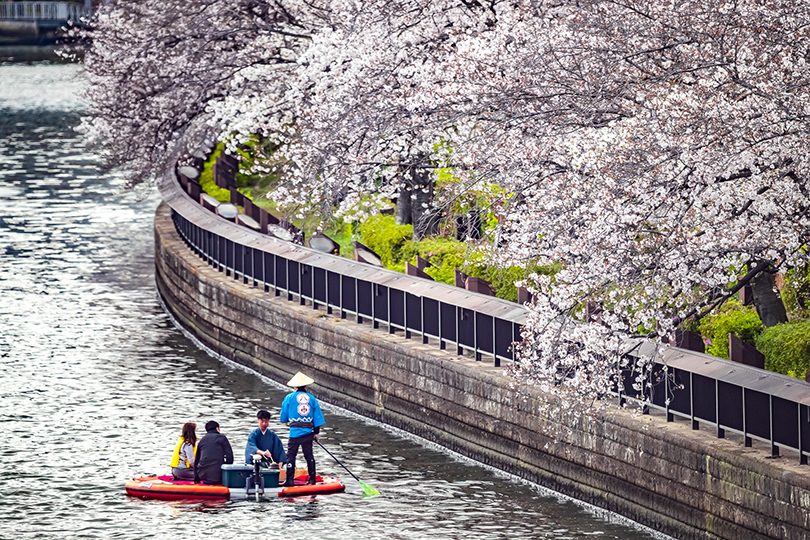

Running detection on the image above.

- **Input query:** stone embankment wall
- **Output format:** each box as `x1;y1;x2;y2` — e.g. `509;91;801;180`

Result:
155;202;810;540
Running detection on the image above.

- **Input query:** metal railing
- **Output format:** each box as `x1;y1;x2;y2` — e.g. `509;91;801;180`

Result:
0;1;86;21
162;167;810;465
170;210;524;367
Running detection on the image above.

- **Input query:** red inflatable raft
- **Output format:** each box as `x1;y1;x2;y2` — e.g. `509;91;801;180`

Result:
125;473;345;501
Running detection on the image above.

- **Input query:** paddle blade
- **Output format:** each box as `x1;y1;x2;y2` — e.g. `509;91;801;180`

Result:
359;480;380;498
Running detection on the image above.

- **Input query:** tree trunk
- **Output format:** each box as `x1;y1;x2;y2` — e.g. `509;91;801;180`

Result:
750;262;789;327
395;182;412;225
409;153;439;239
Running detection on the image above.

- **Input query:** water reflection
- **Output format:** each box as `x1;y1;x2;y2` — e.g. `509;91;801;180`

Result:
0;60;661;539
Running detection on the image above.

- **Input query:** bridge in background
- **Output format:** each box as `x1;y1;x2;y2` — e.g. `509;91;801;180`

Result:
0;1;91;45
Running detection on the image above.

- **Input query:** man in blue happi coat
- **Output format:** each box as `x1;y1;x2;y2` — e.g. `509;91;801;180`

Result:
280;372;325;486
245;409;287;466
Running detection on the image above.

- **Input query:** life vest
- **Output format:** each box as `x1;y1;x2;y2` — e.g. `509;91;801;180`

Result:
170;436;197;468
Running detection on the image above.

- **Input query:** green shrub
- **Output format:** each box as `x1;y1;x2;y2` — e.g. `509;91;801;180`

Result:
697;301;763;359
198;143;231;203
756;320;810;379
780;265;810;319
357;214;414;268
411;237;468;284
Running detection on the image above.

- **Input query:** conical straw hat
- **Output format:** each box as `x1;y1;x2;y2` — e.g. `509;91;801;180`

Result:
287;372;315;388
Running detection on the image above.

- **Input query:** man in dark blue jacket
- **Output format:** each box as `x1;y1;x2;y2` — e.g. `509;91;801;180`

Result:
194;420;234;485
245;409;287;465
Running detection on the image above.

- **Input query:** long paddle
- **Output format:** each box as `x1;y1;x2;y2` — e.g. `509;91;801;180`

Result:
316;440;380;497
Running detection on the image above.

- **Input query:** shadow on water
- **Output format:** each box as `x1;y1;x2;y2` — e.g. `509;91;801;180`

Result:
0;61;665;539
0;45;67;64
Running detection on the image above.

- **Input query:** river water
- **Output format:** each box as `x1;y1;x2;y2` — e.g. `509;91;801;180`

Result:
0;57;661;540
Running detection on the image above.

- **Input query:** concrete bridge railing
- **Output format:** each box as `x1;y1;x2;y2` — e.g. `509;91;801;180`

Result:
0;1;87;21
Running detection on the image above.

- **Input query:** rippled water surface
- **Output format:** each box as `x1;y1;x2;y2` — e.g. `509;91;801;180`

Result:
0;59;660;540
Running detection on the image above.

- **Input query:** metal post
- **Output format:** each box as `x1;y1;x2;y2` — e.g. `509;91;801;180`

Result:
770;395;779;457
404;294;411;339
456;307;463;356
474;312;481;361
665;367;673;422
325;272;331;313
299;265;305;306
438;303;445;350
355;279;362;323
387;287;393;334
743;388;752;447
242;246;248;284
421;297;428;344
799;404;807;465
372;284;379;328
690;372;698;430
492;316;499;367
263;252;269;293
286;260;292;301
340;277;346;319
312;267;317;310
716;379;725;438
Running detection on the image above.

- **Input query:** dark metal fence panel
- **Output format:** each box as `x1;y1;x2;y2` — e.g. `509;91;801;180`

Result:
224;239;234;271
252;247;262;282
327;271;341;308
744;389;770;440
495;318;513;361
389;289;405;329
342;276;356;314
263;252;274;288
773;397;799;449
801;405;810;461
274;255;287;291
669;367;691;416
476;313;493;355
440;302;456;343
692;374;716;424
459;308;475;349
373;284;388;326
245;247;255;280
650;364;668;409
423;298;439;338
286;260;299;296
357;280;373;318
234;243;244;275
718;382;743;432
406;293;422;333
301;264;313;301
313;268;327;305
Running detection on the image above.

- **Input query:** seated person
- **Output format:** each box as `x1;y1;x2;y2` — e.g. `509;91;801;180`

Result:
245;409;287;466
170;422;197;481
194;420;234;485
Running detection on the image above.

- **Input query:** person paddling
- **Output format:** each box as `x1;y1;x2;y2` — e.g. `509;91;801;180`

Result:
280;372;325;486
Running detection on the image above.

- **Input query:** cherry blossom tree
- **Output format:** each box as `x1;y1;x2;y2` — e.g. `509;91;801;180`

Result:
83;0;810;413
271;0;810;406
79;0;321;185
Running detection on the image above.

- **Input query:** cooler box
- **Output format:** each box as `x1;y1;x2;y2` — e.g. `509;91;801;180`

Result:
221;464;280;488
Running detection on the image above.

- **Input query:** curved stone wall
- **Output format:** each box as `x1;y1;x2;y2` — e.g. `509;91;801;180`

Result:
156;201;810;540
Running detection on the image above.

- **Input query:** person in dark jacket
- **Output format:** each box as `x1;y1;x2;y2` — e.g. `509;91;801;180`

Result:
194;420;234;485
